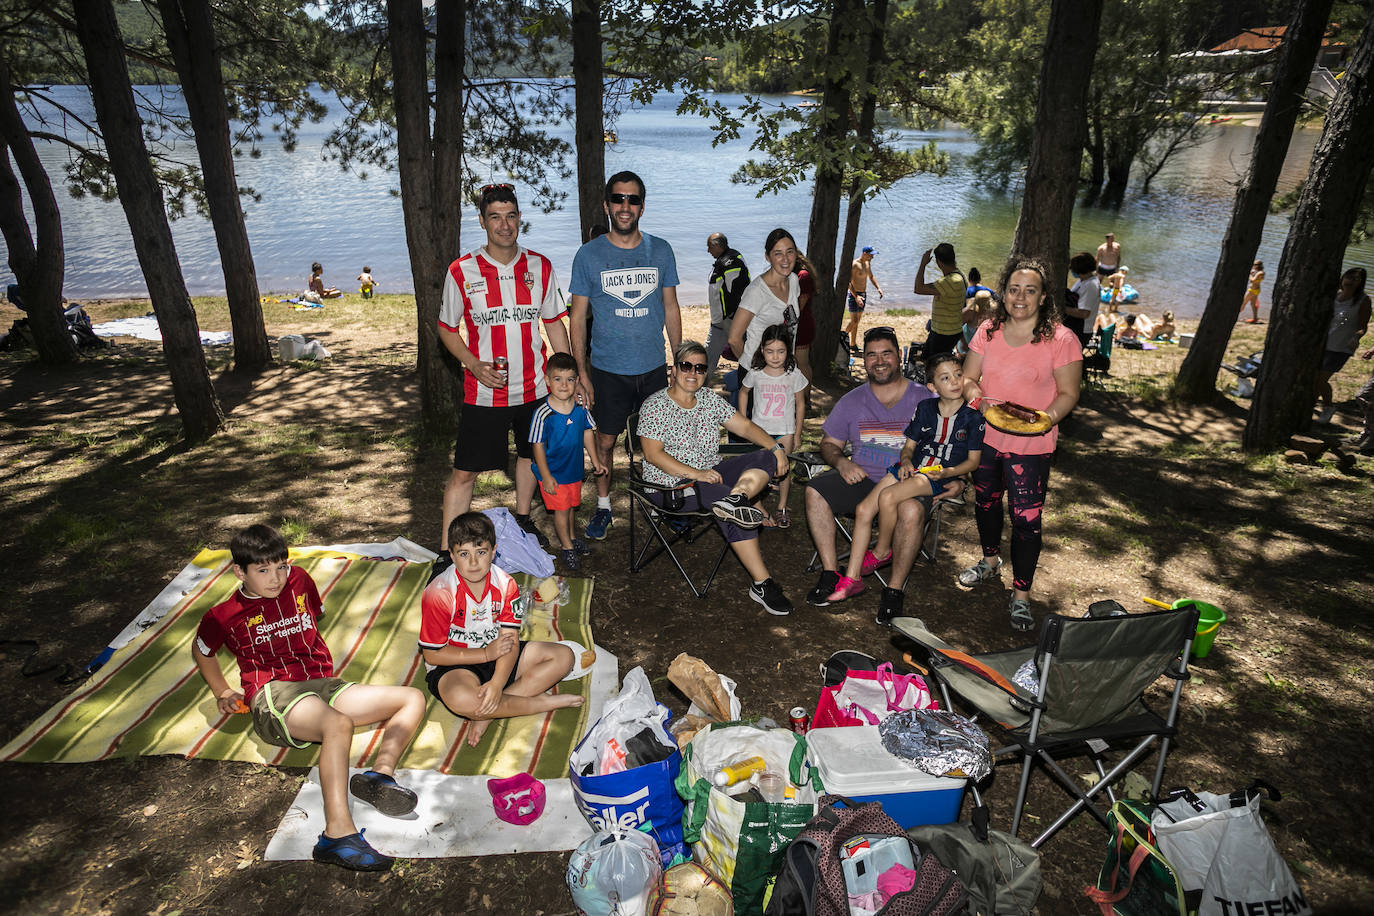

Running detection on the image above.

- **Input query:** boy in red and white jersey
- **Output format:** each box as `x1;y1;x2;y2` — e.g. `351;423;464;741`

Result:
420;512;583;748
437;184;572;556
193;524;426;872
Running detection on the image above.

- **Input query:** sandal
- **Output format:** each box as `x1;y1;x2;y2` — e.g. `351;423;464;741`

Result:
1009;597;1034;631
957;558;1001;588
775;507;791;529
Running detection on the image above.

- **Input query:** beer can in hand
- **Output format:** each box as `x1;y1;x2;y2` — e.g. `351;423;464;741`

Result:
789;706;810;734
493;355;509;385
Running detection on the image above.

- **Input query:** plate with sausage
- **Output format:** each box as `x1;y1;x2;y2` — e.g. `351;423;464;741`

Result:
984;401;1053;435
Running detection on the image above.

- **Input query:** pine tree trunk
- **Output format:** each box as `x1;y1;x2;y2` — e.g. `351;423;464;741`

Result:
0;56;76;364
1010;0;1103;293
836;0;887;325
73;0;223;441
157;0;270;371
572;0;605;242
1175;0;1334;402
808;0;860;381
1244;10;1374;451
389;0;462;430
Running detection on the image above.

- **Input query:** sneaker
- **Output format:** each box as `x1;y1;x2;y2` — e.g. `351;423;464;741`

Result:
514;513;551;549
825;575;866;603
585;508;613;540
1009;596;1034;632
957;557;1001;588
349;770;418;817
807;570;840;607
561;547;582;572
749;578;793;616
712;493;766;528
860;549;892;576
312;829;393;872
875;587;905;627
428;551;453;584
1316;405;1336;425
572;537;591;556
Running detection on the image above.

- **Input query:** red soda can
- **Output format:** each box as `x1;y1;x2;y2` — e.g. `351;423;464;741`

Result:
789;706;810;734
493;355;509;384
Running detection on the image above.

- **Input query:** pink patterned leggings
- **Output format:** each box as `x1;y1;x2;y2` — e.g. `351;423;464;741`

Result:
971;448;1052;592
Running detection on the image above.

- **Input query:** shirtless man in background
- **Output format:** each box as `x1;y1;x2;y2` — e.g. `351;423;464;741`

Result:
1096;232;1122;279
844;246;884;350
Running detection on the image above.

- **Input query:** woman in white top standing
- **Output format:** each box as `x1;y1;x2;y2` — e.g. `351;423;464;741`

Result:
729;228;801;381
1317;267;1371;425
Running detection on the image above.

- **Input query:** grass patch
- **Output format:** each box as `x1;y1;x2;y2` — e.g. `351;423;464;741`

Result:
881;308;919;317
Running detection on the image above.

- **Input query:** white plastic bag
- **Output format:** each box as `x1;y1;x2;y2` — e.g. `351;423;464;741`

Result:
567;828;663;916
1153;785;1310;916
483;506;555;578
831;662;932;725
570;666;674;776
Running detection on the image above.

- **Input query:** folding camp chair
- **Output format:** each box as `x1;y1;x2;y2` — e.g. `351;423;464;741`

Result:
792;451;952;584
892;602;1198;848
1083;325;1115;386
624;412;741;598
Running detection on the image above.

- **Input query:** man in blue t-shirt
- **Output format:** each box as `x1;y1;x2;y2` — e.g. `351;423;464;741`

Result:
803;328;933;610
569;170;682;540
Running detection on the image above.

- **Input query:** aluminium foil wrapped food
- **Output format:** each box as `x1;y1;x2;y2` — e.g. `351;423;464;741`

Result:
878;708;992;781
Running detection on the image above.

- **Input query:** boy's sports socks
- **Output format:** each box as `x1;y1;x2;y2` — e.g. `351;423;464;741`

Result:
349;770;418;817
313;830;393;872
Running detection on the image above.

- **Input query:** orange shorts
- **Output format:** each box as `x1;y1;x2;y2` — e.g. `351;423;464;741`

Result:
539;480;583;511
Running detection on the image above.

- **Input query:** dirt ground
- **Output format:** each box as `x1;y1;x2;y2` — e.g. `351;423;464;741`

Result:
1;296;1371;915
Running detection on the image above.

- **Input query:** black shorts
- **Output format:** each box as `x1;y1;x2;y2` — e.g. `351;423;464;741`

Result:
589;365;668;436
806;469;877;516
453;402;539;471
924;331;962;357
425;641;528;713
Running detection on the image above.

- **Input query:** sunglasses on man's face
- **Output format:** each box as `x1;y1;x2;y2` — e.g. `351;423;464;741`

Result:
608;193;643;205
676;360;708;375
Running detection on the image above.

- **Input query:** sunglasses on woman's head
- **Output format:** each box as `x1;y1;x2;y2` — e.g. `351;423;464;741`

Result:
608;193;643;205
676;360;708;375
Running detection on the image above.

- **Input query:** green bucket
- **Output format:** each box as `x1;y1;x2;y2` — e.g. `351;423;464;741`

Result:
1173;599;1226;658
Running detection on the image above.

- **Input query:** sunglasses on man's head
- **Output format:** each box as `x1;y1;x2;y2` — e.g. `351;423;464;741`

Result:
482;182;514;192
863;326;896;344
676;360;708;375
608;193;643;205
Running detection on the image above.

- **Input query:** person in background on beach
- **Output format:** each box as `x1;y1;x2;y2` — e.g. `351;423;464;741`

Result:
913;243;966;356
436;183;570;559
569;170;682;542
357;266;377;299
1096;232;1122;279
1152;311;1176;341
705;233;749;380
845;246;884;349
1316;267;1371;425
740;323;807;528
965;267;994;299
959;258;1082;632
1239;260;1264;323
530;352;607;572
960;289;995;354
421;512;582;749
1065;252;1100;345
193;524;426;872
308;262;341;299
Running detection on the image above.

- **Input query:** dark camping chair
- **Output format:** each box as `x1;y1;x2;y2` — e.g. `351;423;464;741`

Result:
892;601;1198;847
1083;325;1115;385
624;412;754;598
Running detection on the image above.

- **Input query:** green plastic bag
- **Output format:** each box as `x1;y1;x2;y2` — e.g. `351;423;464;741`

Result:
1085;799;1189;916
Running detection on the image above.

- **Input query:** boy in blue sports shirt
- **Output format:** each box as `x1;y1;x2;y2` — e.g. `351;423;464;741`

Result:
529;352;607;570
828;352;984;622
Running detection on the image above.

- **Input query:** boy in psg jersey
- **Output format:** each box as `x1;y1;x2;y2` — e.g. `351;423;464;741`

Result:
420;512;583;748
193;524;427;872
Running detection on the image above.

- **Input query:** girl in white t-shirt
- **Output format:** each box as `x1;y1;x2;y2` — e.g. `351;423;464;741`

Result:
741;324;808;528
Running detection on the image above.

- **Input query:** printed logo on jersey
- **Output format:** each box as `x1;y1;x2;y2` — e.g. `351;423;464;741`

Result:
296;594;308;616
464;278;488;296
247;613;265;627
522;271;534;290
599;267;659;315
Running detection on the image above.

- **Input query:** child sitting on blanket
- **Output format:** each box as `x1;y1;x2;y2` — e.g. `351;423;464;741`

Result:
420;512;584;749
192;524;427;873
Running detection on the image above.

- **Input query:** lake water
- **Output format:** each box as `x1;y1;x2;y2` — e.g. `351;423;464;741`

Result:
6;85;1373;317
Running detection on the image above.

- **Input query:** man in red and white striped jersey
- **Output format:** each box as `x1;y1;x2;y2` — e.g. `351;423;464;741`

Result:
437;184;571;552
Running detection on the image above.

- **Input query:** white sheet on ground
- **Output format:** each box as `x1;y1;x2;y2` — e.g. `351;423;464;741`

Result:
92;315;233;346
264;643;618;860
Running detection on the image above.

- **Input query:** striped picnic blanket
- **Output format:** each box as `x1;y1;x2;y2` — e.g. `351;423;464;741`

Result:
2;546;597;778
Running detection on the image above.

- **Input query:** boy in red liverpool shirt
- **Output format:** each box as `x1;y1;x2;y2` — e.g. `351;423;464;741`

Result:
193;524;427;872
420;512;583;748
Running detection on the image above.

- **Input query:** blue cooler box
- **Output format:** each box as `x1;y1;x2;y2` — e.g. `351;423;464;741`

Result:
806;725;966;828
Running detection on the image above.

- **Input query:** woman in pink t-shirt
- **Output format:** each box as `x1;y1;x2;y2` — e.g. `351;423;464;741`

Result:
959;257;1083;631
